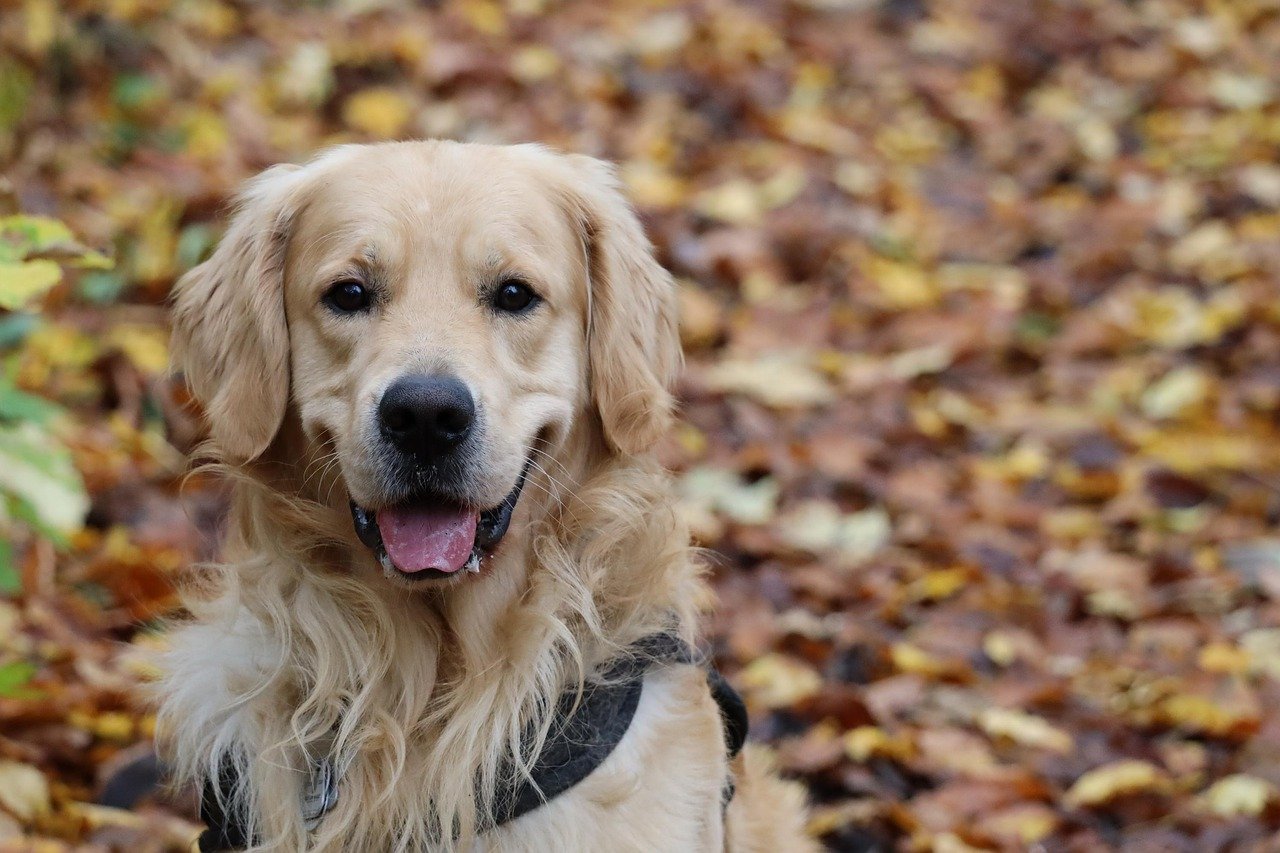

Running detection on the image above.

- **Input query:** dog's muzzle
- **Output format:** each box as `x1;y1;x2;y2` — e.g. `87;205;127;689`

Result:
349;456;532;581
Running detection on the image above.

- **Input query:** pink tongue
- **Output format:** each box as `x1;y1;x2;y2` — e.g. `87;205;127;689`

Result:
377;505;479;574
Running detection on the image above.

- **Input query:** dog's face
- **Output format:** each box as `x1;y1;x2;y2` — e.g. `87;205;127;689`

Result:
171;142;679;586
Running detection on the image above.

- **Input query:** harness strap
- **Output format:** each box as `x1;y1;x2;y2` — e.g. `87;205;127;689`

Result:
198;632;746;850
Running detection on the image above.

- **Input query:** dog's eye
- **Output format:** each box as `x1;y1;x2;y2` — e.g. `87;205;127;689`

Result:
324;279;371;314
492;279;539;314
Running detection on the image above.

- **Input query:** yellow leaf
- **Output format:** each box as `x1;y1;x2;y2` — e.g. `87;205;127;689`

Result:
174;0;239;39
275;43;333;107
890;643;950;678
0;214;73;251
343;88;413;138
737;653;821;709
776;500;890;566
673;423;707;457
1158;693;1256;737
182;108;229;160
1141;367;1209;420
0;259;60;309
842;726;914;762
1200;774;1275;817
1139;428;1275;474
979;707;1073;754
1076;117;1118;161
510;46;560;83
107;323;170;375
24;0;58;53
982;631;1018;667
1209;72;1272;110
24;321;98;371
94;712;135;742
1240;629;1280;680
1168;220;1243;280
694;179;763;225
459;0;507;36
623;161;687;210
1043;508;1104;540
629;12;691;57
133;198;180;283
0;761;50;822
676;282;722;350
1119;287;1246;349
863;256;938;310
704;355;835;408
757;164;807;209
932;833;987;853
64;801;142;831
976;440;1049;481
1065;760;1169;808
1198;642;1250;675
986;804;1059;845
908;567;969;603
834;161;879;197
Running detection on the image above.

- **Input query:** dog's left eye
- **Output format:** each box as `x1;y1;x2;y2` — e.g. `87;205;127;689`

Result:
491;279;540;314
323;279;372;314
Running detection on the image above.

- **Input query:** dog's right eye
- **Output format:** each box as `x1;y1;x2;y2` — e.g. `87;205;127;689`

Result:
323;279;371;314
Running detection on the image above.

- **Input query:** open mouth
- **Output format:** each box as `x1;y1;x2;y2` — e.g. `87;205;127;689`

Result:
349;458;532;582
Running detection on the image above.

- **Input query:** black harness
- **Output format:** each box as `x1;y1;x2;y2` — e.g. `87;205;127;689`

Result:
199;633;747;851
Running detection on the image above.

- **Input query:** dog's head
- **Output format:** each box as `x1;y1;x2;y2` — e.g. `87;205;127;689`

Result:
172;142;679;586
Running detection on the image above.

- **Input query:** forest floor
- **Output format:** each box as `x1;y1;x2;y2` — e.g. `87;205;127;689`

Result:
2;1;1280;850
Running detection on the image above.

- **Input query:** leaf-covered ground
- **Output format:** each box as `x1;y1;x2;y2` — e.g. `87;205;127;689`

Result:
2;0;1280;850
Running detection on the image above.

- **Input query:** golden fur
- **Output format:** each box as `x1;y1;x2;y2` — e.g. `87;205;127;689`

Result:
160;141;815;851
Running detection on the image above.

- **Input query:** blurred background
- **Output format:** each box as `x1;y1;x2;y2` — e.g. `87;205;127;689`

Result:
2;0;1280;849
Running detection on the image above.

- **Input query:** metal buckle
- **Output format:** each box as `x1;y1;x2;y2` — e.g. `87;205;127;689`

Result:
300;756;340;831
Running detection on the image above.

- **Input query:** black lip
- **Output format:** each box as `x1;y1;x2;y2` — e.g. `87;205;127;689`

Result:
349;456;533;581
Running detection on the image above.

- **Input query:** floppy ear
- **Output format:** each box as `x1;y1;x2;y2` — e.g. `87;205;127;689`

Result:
170;164;304;463
555;154;681;456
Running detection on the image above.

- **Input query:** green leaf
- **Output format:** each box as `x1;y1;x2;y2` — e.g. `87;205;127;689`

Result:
77;270;127;304
0;661;39;699
0;313;37;348
1016;311;1062;344
0;539;18;596
0;216;114;274
176;223;215;271
4;492;68;547
0;215;75;255
0;60;33;132
0;422;88;537
112;72;161;111
0;260;61;310
0;379;61;424
70;249;113;270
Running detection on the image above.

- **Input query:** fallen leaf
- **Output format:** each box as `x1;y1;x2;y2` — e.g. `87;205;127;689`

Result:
343;88;413;138
704;354;835;408
737;653;822;709
0;761;50;822
1065;760;1170;808
1199;774;1275;818
842;726;914;763
979;707;1073;754
776;500;891;566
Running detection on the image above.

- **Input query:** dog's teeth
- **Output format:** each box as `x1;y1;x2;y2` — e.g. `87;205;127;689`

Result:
466;554;481;574
378;552;395;574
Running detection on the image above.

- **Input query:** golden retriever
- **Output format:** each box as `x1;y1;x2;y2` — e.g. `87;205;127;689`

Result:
160;141;815;852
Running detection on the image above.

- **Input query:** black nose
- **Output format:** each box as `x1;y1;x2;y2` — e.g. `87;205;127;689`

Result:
378;375;475;458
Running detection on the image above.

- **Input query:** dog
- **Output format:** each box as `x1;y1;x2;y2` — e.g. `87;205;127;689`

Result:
159;141;816;851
